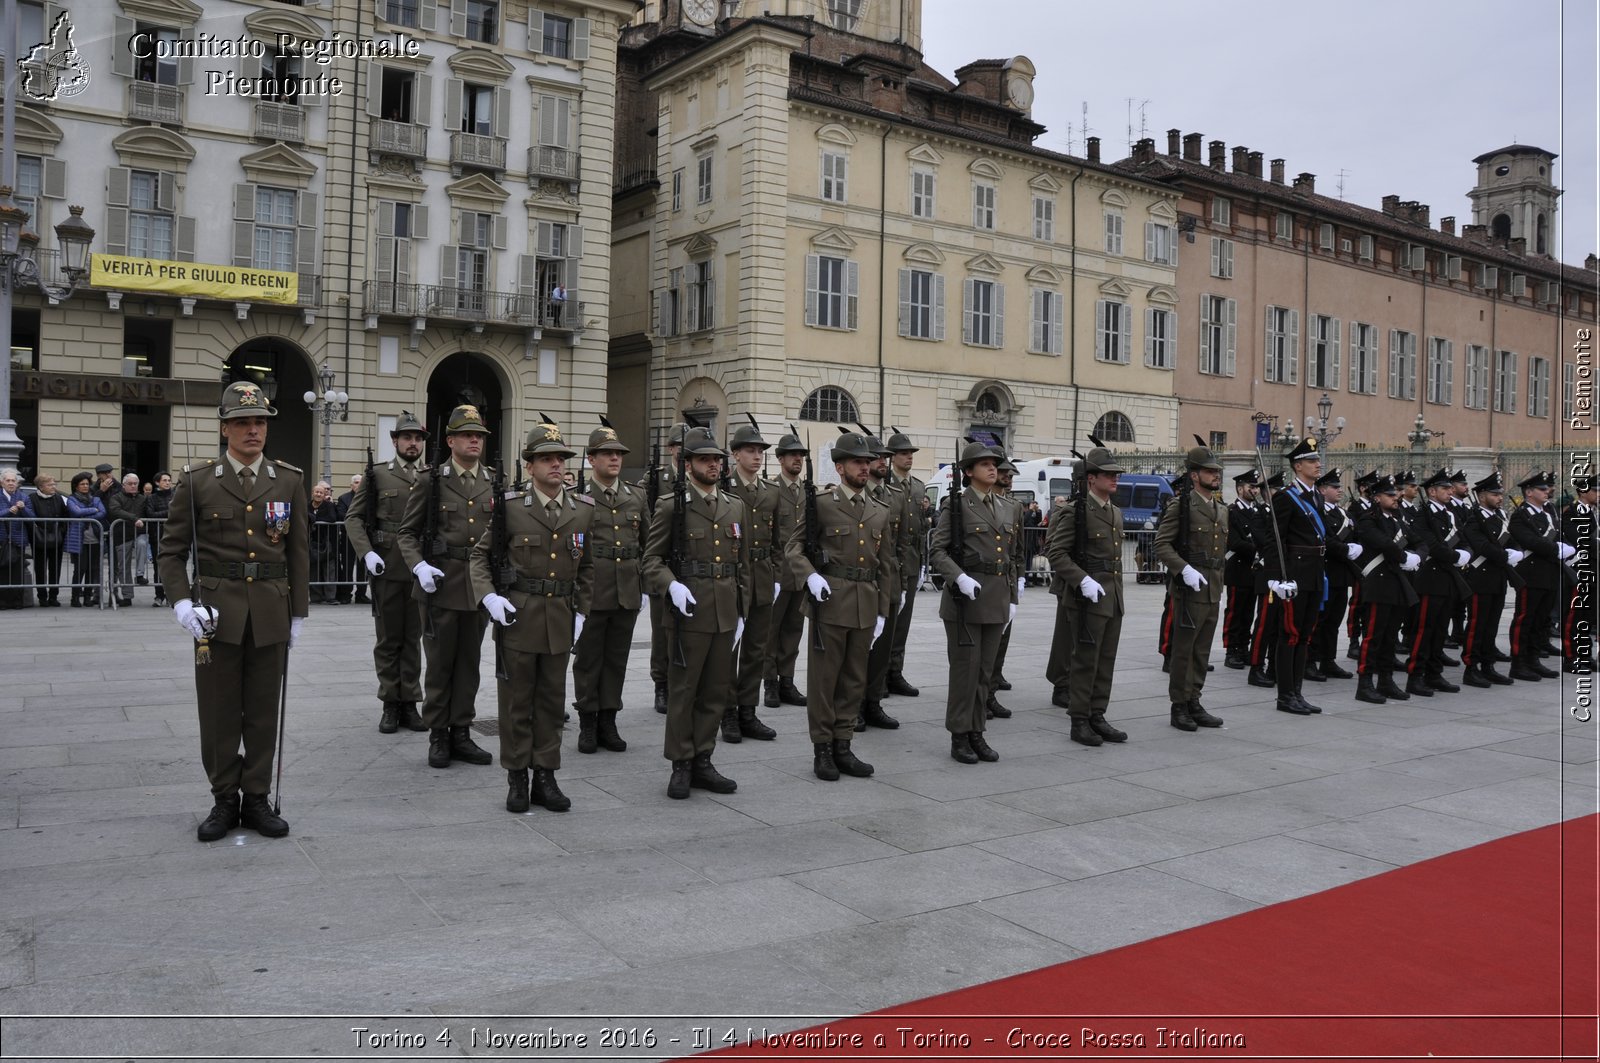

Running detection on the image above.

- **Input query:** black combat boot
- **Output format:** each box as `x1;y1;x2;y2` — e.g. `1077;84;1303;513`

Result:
1051;686;1072;710
1427;674;1460;693
596;710;626;752
1188;700;1224;727
1169;702;1198;732
428;728;451;768
1068;717;1102;746
1347;638;1361;661
1509;659;1544;682
886;673;920;697
720;706;742;744
1224;650;1248;669
993;673;1012;691
1304;661;1326;682
737;705;776;740
1528;658;1559;678
1275;695;1311;715
778;677;807;706
1462;663;1492;688
1438;652;1460;668
378;702;399;734
813;742;840;781
833;739;875;776
860;701;900;729
654;680;668;714
449;725;493;764
763;677;781;709
967;731;999;762
1404;673;1435;698
985;696;1012;720
1321;659;1353;680
1355;673;1387;704
1376;672;1410;700
240;793;289;838
950;732;980;763
667;760;692;799
1088;714;1127;743
1248;665;1276;688
397;702;427;731
506;769;530;813
531;768;571;812
196;793;240;842
1482;662;1514;686
577;712;599;754
690;753;737;793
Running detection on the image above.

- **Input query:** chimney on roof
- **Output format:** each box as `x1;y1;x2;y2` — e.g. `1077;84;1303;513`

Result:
1587;252;1598;272
1247;151;1263;179
1413;203;1429;228
1270;159;1285;184
1132;137;1157;164
1087;136;1102;164
1292;172;1315;195
1440;216;1455;235
1381;195;1400;216
1510;237;1526;256
1209;140;1226;170
1232;146;1249;174
1462;223;1488;244
1183;132;1202;162
1167;128;1181;157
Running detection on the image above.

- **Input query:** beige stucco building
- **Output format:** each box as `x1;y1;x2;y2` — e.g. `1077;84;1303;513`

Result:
6;0;636;482
607;0;1181;472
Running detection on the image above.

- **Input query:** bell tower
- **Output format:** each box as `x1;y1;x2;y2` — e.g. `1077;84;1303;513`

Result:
1468;144;1560;256
806;0;922;50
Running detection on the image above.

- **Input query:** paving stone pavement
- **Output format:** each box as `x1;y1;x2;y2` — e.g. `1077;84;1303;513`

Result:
0;586;1594;1060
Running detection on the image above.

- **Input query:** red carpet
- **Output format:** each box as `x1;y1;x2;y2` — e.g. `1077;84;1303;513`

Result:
698;814;1598;1061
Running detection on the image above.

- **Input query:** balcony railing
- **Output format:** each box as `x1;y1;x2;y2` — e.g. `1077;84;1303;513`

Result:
293;273;322;308
364;281;582;330
128;81;184;125
254;101;305;144
369;118;427;159
528;146;580;184
450;131;507;173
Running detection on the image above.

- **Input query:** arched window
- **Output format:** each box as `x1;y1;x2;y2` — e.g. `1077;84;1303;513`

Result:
1491;213;1512;240
1093;410;1135;444
1536;213;1548;255
799;385;859;423
976;388;1003;416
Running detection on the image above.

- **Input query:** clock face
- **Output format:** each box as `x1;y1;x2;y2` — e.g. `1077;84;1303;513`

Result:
684;0;717;24
1008;76;1033;109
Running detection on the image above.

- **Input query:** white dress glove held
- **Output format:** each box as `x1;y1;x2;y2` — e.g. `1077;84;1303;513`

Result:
871;615;886;646
412;561;444;593
954;573;981;600
482;592;517;626
288;616;304;649
363;550;385;576
806;572;832;601
1401;552;1421;572
1079;576;1105;603
668;580;697;615
173;598;218;640
1180;565;1207;591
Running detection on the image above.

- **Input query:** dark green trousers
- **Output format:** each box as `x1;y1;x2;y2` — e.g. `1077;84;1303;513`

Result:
497;645;567;771
572;606;640;713
663;619;735;761
944;619;1002;735
808;621;871;743
421;606;487;729
765;585;807;682
196;622;284;799
1167;590;1220;703
1068;609;1122;719
370;576;423;703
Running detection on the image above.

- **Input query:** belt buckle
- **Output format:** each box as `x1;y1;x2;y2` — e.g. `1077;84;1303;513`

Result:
240;562;259;579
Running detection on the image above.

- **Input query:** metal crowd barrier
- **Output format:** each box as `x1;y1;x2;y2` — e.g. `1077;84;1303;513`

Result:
0;515;110;609
309;519;369;603
105;517;168;609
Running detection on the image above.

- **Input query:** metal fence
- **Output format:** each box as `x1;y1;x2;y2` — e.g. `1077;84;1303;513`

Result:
0;515;109;608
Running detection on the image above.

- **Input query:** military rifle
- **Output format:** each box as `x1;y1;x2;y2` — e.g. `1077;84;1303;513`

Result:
666;418;690;668
1068;448;1095;645
363;446;380;618
801;431;829;652
646;426;662;517
948;436;972;647
421;437;444;641
1170;439;1200;630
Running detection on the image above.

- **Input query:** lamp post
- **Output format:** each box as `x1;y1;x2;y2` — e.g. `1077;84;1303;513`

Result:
1407;411;1444;465
303;363;350;485
0;188;97;471
1304;391;1347;454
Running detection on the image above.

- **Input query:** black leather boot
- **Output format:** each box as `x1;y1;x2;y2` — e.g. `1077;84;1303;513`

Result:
531;768;571;812
1069;717;1102;746
950;732;980;763
1188;700;1224;727
1169;702;1198;731
853;712;867;732
449;725;493;764
1377;672;1410;700
1427;674;1460;693
993;673;1012;691
196;793;240;842
860;701;900;729
596;710;626;752
1355;673;1387;703
985;696;1012;720
690;753;737;793
1088;714;1127;743
738;705;776;740
833;739;875;776
1482;662;1514;685
813;741;840;781
1405;673;1435;698
1528;658;1559;678
1248;666;1276;688
1051;686;1072;709
428;728;451;768
1276;695;1311;715
397;702;427;731
1509;659;1544;682
378;702;399;734
778;678;807;706
968;731;999;762
1321;659;1353;680
886;673;920;697
763;677;780;709
1347;639;1361;661
654;680;668;714
720;706;742;744
577;712;599;754
1462;663;1492;688
1224;650;1248;670
1304;661;1326;682
667;759;692;799
240;793;288;838
506;769;530;813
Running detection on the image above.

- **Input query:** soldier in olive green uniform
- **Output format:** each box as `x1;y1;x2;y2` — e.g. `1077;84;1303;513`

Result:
984;453;1026;718
763;430;810;708
859;431;915;729
640;427;751;799
397;404;496;770
929;441;1019;765
343;411;429;734
643;422;687;714
725;419;781;742
885;429;927;698
1046;442;1129;747
160;380;309;842
570;420;647;754
1154;445;1228;731
785;432;893;780
473;420;594;814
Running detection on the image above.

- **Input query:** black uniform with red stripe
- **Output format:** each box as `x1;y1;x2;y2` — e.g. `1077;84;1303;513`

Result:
1262;477;1328;702
1310;500;1359;670
1561;498;1595;668
1345;495;1374;644
1459;502;1519;672
1222;497;1262;660
1353;505;1418;679
1406;499;1469;681
1508;501;1562;666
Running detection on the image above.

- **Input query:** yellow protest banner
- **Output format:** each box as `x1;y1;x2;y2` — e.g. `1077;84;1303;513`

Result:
89;255;298;304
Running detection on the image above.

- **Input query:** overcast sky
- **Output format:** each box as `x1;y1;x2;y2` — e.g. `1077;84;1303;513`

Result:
921;0;1598;266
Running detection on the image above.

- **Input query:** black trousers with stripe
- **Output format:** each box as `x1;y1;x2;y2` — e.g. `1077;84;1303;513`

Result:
1463;590;1504;669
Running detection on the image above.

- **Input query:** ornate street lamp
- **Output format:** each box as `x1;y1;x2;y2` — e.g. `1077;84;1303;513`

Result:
303;363;350;485
1305;391;1347;454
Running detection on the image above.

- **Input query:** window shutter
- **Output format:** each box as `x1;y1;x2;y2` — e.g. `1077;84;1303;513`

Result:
1389;331;1401;397
1223;241;1233;276
1094;299;1106;360
1032;291;1044;353
1330;318;1341;389
1144;307;1155;366
804;254;819;326
491;215;507;251
1224;298;1236;376
565;249;580;293
1443;340;1453;402
176;30;195;86
962;278;975;344
104;208;129;256
112;16;135;77
1264;305;1276;381
377;201;395;237
394;238;412;285
449;0;467;36
366;63;384;117
993;283;1005;348
492;87;511;138
42;159;66;198
518;254;537;315
413;74;432;125
655;288;669;335
1210;237;1220;276
1288;309;1299;383
845;259;859;330
376;236;395;286
535;221;553;257
1144;222;1155;262
107;166;131;207
445;79;463;132
233;183;255;267
932;274;946;341
685;272;700;333
413;205;429;240
1051;292;1064;354
1199;295;1212;371
527;9;544;53
297;191;318;275
174;216;195;261
419;0;436;31
897;268;911;337
156;173;176;212
1118;302;1131;363
573;18;591;60
439;244;457;291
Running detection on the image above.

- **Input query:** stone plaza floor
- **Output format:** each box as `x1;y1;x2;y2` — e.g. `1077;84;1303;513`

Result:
0;584;1595;1059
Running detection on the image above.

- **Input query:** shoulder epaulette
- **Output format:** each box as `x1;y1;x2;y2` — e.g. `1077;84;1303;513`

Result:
271;459;302;474
182;459;215;475
574;493;595;506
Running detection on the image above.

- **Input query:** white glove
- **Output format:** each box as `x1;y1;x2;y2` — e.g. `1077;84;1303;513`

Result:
871;614;886;646
1507;548;1528;566
668;580;697;616
1455;549;1472;567
363;550;385;576
732;617;745;649
898;591;906;612
173;598;218;640
1079;576;1105;602
1007;602;1018;628
1401;552;1421;572
1180;565;1207;591
289;616;304;649
573;612;586;642
1346;543;1363;562
482;592;517;626
807;572;833;602
1558;542;1577;561
1016;577;1026;598
412;561;444;593
640;593;650;612
954;573;981;600
1268;579;1298;600
919;566;928;588
773;581;781;602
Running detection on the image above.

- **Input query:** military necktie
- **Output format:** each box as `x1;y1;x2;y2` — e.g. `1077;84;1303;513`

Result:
546;499;560;518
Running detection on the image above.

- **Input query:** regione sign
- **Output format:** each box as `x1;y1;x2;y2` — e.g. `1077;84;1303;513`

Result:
89;254;298;304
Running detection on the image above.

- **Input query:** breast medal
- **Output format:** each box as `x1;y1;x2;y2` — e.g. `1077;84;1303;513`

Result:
571;532;585;559
265;501;291;543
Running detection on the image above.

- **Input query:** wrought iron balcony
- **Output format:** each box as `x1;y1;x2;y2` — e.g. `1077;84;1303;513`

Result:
528;146;580;185
254;101;305;144
363;281;581;330
450;132;507;173
128;82;184;125
369;118;427;160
